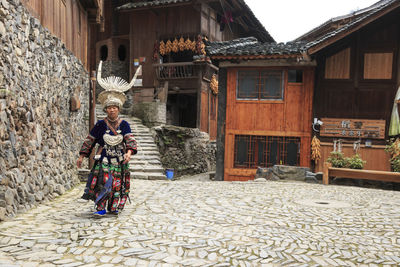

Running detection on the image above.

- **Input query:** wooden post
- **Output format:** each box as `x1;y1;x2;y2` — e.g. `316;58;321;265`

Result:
89;70;96;169
323;162;330;185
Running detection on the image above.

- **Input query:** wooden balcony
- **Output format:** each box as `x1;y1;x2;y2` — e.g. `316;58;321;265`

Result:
153;62;198;80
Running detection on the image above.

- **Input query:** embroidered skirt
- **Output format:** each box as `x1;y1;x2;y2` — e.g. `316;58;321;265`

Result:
82;161;131;211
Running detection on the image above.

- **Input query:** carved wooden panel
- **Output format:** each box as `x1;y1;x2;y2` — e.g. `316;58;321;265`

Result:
320;118;386;139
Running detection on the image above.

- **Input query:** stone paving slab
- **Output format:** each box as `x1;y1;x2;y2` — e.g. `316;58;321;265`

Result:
0;180;399;266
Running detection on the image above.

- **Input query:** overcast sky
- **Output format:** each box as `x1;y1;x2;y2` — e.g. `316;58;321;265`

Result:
244;0;379;42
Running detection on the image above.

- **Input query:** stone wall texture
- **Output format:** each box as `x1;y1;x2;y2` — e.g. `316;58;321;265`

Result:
133;102;167;127
0;0;90;220
153;125;216;177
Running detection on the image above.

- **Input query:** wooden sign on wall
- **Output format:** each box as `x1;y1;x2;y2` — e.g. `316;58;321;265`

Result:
320;118;386;139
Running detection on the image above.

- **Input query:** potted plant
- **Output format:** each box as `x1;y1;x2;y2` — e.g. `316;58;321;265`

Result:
385;138;400;172
326;151;347;168
327;151;366;169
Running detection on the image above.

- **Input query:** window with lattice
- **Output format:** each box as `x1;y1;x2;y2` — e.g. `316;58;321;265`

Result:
237;70;284;100
234;135;300;168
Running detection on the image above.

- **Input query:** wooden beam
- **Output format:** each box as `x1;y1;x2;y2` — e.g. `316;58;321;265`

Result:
323;165;400;185
218;59;317;67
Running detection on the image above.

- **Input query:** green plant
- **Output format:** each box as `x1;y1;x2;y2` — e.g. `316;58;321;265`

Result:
327;151;366;169
346;154;366;169
385;138;400;172
327;151;347;168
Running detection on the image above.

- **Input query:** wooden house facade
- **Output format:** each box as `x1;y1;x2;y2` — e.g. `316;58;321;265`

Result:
208;38;316;181
91;0;274;140
298;0;400;172
21;0;104;71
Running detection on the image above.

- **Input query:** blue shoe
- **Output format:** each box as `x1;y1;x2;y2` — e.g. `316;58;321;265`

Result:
93;209;106;216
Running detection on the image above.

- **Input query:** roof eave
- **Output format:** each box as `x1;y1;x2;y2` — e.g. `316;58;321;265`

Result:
307;1;400;55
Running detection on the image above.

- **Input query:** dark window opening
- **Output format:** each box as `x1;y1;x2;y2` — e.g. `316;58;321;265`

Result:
161;50;195;63
118;45;127;61
237;70;284;100
166;94;197;128
100;45;108;61
288;69;303;83
234;135;300;168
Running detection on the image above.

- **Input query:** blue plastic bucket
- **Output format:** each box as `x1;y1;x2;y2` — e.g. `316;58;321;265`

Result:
166;169;174;180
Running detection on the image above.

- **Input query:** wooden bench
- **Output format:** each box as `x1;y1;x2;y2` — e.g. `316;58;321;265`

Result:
322;162;400;185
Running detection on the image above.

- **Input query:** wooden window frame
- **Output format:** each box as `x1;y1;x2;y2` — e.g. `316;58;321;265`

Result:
236;69;285;101
234;135;300;169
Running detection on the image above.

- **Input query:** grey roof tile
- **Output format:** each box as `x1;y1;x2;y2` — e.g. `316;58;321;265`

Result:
206;37;307;57
301;0;399;52
116;0;192;11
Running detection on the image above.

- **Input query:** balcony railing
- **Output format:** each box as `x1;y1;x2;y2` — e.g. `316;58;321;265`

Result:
153;62;198;80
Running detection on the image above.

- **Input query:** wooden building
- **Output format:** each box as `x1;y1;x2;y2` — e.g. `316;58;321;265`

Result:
91;0;274;140
21;0;104;71
208;38;316;181
297;0;400;172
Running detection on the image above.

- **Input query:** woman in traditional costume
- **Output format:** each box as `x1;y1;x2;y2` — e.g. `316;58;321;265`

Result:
77;61;141;216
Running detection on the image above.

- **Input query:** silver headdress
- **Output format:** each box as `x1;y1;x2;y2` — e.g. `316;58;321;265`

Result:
97;61;142;110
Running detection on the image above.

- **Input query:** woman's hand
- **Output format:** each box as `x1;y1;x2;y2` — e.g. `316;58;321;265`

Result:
123;150;132;164
77;155;85;168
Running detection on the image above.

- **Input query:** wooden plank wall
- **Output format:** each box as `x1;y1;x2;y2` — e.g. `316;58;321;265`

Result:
224;68;315;181
22;0;89;70
314;10;399;137
200;90;209;134
209;93;218;140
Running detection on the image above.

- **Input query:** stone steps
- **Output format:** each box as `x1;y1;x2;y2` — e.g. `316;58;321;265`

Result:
95;106;166;180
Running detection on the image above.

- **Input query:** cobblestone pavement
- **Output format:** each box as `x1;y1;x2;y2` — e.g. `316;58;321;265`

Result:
0;180;400;267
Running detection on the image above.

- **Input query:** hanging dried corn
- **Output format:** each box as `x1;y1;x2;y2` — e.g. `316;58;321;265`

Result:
178;37;185;51
172;38;179;53
311;135;321;163
210;74;218;95
189;39;196;52
195;35;202;55
165;39;172;54
200;41;206;55
153;40;159;61
159;40;166;55
184;37;192;50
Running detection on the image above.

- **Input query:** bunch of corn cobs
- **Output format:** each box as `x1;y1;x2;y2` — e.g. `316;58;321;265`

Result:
311;135;321;163
159;37;198;56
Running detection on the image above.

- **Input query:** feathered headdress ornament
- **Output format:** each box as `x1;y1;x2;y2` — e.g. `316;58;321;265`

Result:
97;61;142;110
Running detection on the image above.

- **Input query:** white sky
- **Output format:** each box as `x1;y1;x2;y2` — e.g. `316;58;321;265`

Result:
244;0;379;42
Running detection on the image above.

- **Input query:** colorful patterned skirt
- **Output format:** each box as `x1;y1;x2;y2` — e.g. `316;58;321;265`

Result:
82;161;131;212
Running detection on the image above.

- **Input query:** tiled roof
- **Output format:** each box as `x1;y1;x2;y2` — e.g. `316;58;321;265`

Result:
300;0;399;53
116;0;274;42
116;0;192;11
206;37;307;58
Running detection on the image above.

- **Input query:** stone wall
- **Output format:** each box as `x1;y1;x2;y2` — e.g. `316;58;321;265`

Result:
153;125;216;177
0;0;90;220
133;102;166;127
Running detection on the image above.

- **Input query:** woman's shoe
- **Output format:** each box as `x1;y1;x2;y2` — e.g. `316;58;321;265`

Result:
110;210;118;215
93;209;106;216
